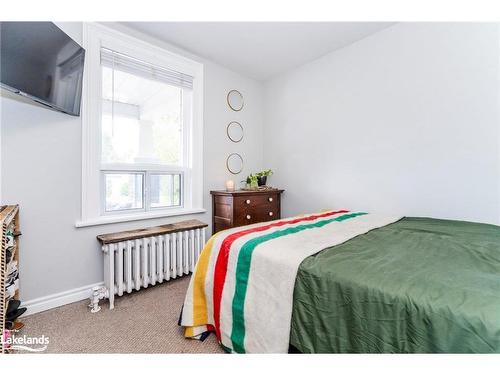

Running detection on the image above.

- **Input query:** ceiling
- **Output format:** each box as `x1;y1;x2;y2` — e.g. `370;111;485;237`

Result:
124;22;395;81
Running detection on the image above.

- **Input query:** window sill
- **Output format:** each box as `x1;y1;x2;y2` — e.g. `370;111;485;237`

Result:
75;208;207;228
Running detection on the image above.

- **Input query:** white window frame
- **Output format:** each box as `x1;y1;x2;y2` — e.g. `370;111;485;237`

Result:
76;23;204;227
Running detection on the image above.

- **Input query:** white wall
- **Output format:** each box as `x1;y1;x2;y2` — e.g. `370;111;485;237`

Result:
264;23;500;225
0;22;263;302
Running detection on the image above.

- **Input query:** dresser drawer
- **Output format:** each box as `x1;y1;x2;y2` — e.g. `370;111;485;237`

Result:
233;194;278;212
233;194;279;226
233;209;278;226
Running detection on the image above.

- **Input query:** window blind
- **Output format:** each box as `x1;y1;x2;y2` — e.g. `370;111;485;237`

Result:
100;47;193;90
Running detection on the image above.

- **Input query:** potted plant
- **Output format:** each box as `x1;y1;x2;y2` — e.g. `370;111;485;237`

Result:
256;169;273;186
243;174;259;188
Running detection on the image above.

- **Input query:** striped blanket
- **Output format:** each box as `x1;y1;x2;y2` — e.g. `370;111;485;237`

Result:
180;210;401;353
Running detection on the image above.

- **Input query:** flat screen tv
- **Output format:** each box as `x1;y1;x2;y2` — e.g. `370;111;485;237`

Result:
0;22;85;116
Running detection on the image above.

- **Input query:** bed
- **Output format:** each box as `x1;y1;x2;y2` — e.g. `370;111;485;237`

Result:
180;210;500;353
290;217;500;353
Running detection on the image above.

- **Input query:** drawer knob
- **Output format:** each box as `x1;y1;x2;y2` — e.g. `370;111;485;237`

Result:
246;199;251;204
246;214;251;220
268;197;273;202
269;212;274;216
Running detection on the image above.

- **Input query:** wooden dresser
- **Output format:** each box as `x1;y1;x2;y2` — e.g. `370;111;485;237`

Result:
211;189;284;233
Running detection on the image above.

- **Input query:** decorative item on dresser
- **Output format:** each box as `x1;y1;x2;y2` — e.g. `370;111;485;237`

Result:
1;204;23;354
211;189;284;233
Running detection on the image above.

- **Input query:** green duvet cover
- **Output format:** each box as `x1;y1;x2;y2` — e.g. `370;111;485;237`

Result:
290;217;500;353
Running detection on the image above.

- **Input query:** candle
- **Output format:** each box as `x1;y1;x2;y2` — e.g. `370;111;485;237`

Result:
225;180;235;191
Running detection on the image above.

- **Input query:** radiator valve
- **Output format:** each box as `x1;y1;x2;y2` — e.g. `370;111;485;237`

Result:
88;286;108;313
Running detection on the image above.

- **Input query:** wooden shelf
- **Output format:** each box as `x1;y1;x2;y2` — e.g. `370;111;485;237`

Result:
1;204;20;354
97;219;208;245
0;206;18;226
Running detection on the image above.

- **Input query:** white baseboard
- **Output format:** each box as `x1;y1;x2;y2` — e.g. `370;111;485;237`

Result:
22;282;104;316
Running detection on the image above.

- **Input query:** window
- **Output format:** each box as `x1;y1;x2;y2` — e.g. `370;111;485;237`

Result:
100;48;191;213
104;172;144;211
78;24;204;227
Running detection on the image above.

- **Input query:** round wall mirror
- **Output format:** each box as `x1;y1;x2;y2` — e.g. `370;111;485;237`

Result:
227;121;244;143
227;89;244;111
226;153;243;174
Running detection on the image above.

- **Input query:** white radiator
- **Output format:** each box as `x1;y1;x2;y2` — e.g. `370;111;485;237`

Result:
99;227;206;310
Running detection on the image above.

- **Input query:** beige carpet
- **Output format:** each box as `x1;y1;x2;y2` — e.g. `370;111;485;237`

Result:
20;276;224;353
